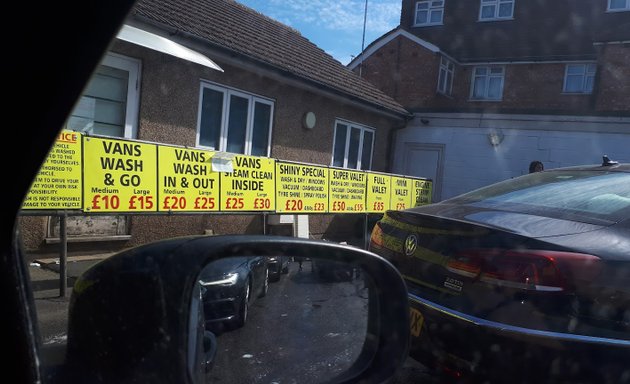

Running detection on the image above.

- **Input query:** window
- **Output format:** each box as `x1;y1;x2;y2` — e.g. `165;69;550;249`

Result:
451;171;630;222
563;63;596;94
331;121;374;170
608;0;630;11
414;1;444;26
479;0;514;20
65;53;140;138
437;57;454;95
198;82;274;156
470;66;505;100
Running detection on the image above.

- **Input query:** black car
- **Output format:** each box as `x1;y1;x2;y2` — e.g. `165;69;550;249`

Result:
369;160;630;383
199;256;269;330
266;255;289;282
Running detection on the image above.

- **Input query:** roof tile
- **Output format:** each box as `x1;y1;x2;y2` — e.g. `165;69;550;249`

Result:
132;0;409;117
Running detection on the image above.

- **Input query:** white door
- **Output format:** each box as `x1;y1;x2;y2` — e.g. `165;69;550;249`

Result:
403;143;444;202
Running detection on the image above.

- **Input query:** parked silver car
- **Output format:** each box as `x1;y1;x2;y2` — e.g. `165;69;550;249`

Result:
199;256;269;330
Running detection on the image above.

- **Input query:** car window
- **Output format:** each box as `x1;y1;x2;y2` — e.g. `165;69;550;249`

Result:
447;171;630;221
16;1;630;384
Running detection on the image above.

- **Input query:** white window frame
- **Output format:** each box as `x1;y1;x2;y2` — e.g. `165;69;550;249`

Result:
470;66;505;101
68;52;141;139
331;120;375;171
55;52;139;241
563;63;596;94
479;0;514;21
196;81;274;156
437;56;454;95
414;1;445;26
608;0;630;11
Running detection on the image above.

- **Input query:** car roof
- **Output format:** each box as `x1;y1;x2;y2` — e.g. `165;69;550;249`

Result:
543;163;630;173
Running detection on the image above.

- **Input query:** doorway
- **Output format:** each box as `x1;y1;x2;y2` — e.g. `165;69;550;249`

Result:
402;143;444;202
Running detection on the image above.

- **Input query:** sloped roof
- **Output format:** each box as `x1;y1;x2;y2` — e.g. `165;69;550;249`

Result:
348;28;439;70
131;0;409;117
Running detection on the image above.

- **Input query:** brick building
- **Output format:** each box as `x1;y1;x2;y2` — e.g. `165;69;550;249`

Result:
19;0;410;256
350;0;630;201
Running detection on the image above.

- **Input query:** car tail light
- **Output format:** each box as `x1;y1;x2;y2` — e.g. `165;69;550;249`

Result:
370;223;384;247
446;249;600;292
438;363;464;379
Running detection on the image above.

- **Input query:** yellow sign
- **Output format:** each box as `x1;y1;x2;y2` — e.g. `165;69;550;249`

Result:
158;146;220;212
328;168;367;213
220;155;275;211
22;130;82;210
276;162;328;213
83;137;158;212
366;173;391;213
23;131;432;215
391;176;412;210
410;307;424;337
411;178;433;206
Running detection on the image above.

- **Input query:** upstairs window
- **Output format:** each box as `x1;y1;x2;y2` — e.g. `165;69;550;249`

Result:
331;121;374;170
197;82;273;156
608;0;630;11
414;1;445;26
470;66;505;100
479;0;514;20
66;53;140;139
563;63;596;94
437;57;454;95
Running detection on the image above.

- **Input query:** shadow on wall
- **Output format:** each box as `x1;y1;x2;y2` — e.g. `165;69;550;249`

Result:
322;214;382;248
25;240;131;263
206;214;265;236
244;215;264;234
267;224;293;237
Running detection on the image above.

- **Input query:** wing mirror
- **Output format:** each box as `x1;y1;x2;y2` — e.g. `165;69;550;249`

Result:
64;235;410;383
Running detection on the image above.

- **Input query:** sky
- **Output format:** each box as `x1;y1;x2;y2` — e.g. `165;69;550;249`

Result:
236;0;401;66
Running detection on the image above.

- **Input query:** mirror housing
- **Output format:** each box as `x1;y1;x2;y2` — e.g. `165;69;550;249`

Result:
64;235;410;384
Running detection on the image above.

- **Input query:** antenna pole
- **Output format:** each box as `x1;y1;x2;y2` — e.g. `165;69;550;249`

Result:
359;0;368;77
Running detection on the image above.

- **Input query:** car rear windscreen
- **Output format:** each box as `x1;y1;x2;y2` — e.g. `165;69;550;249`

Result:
447;171;630;222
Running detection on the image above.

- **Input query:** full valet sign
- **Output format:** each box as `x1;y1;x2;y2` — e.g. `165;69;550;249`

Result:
366;172;391;213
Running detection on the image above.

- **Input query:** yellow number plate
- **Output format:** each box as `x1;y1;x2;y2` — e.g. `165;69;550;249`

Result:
410;307;424;337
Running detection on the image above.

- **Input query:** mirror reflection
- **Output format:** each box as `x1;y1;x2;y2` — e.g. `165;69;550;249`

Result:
195;256;369;384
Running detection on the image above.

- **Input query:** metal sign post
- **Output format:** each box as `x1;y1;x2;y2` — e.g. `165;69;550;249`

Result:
59;212;68;297
364;213;369;250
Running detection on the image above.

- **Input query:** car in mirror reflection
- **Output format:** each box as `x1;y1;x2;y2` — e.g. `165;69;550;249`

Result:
199;256;269;330
266;255;289;282
200;256;370;384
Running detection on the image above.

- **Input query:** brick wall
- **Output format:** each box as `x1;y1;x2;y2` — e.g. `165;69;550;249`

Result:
596;44;630;112
357;34;624;115
463;63;594;112
357;37;441;110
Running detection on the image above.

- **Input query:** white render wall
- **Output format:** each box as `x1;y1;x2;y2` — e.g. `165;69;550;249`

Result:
392;113;630;201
